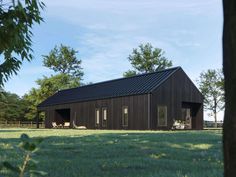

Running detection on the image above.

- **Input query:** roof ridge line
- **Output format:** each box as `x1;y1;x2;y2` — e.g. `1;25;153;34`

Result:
59;66;181;92
149;67;181;93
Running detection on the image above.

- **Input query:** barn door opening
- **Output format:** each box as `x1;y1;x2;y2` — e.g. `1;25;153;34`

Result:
55;108;71;127
181;108;192;129
182;102;201;129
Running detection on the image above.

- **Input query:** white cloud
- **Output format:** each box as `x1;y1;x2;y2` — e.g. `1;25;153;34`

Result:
78;33;136;82
44;0;219;13
43;0;220;32
4;0;222;97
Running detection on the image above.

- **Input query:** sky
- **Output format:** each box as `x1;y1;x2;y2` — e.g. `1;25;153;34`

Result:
3;0;223;120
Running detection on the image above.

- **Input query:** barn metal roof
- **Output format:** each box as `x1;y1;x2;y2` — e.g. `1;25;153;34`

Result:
38;67;181;108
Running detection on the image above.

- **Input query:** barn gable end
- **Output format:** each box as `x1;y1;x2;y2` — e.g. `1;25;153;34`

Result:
150;68;203;130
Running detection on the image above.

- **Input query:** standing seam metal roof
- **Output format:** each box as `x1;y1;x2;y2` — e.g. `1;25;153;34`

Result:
38;67;181;107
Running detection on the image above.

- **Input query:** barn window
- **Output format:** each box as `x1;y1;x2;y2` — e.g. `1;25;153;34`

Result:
95;108;100;126
122;106;128;127
102;107;107;128
157;106;167;126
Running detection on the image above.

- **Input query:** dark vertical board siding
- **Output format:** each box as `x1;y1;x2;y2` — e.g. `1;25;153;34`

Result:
41;68;203;130
151;69;203;130
195;104;203;129
45;108;50;128
133;96;139;129
110;99;114;129
43;94;148;129
130;96;134;129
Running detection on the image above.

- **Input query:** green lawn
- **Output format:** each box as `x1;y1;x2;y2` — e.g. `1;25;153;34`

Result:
0;129;223;177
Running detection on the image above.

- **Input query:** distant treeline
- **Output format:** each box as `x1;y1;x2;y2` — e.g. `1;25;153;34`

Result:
0;91;38;122
204;120;223;128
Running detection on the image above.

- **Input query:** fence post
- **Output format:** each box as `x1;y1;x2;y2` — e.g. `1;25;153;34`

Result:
19;121;20;127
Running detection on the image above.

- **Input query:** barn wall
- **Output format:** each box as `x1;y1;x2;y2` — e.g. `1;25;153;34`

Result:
39;68;203;130
41;94;149;130
151;68;203;130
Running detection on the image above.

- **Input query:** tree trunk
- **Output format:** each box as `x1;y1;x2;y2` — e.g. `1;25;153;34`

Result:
223;0;236;176
214;97;217;128
214;110;217;128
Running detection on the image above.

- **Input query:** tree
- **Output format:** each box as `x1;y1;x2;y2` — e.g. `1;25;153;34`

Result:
36;74;79;98
223;0;236;176
0;90;28;121
197;69;224;127
43;44;83;80
123;70;137;77
0;0;45;86
124;43;172;77
24;74;80;120
23;44;84;120
23;88;40;120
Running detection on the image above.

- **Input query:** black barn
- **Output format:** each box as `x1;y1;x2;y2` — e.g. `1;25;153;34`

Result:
38;67;203;130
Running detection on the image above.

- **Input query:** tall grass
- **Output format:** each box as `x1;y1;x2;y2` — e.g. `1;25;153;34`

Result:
0;129;223;177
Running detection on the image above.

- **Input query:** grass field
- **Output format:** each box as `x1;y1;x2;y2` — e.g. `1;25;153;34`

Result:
0;129;223;177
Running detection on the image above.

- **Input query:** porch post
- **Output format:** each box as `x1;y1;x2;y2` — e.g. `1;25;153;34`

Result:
36;111;39;128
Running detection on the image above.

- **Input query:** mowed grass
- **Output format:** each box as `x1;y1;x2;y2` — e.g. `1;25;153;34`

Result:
0;129;223;177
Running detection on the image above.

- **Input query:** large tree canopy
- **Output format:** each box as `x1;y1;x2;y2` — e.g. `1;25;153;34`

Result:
24;73;80;120
43;44;84;80
0;0;45;86
35;73;79;99
198;69;224;127
124;43;172;77
24;44;83;120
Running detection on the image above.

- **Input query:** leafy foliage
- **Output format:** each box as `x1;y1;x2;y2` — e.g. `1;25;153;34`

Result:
23;88;43;121
35;73;80;99
0;74;79;122
43;44;84;80
1;133;46;177
24;73;80;120
123;70;137;77
0;0;45;86
0;90;29;121
124;43;172;77
23;44;83;120
197;69;224;127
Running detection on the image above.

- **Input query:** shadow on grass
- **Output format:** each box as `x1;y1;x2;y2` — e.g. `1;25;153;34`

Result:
0;130;223;177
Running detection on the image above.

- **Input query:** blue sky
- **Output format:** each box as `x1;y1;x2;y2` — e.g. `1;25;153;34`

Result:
4;0;223;119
